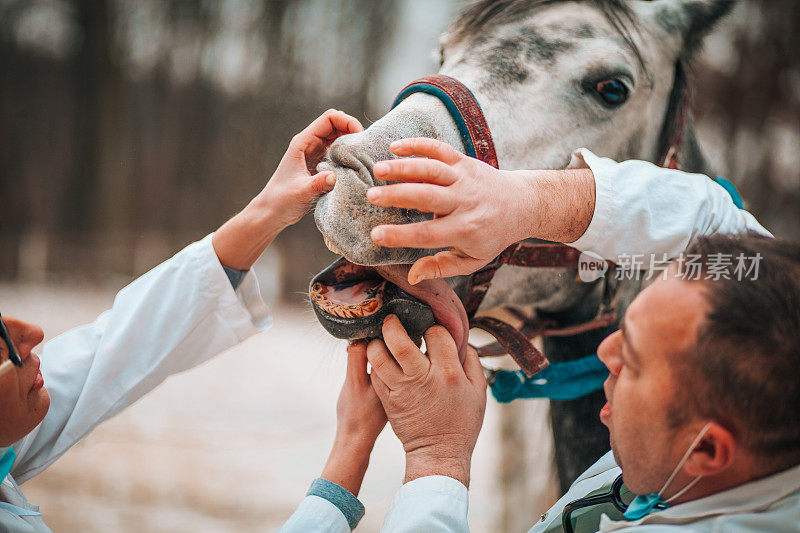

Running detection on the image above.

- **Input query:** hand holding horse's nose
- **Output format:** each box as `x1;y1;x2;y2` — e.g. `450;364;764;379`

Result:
368;137;534;284
212;110;363;271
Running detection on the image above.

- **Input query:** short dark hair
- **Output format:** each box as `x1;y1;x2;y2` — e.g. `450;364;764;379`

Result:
673;233;800;473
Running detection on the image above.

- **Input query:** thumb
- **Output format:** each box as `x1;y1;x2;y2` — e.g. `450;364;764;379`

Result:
408;251;490;284
308;171;337;197
463;346;487;391
346;340;370;387
370;371;390;404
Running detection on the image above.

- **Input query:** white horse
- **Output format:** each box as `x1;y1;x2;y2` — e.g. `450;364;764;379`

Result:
313;0;734;488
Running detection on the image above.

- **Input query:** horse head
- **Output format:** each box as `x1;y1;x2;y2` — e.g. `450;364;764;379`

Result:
310;0;734;353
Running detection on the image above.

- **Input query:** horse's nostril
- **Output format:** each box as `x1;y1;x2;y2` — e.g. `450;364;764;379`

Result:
327;143;377;187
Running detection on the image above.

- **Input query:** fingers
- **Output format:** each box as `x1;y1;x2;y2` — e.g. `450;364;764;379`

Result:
307;109;363;140
390;138;464;165
346;340;370;387
308;171;337;196
370;219;459;249
366;338;403;389
462;346;488;391
290;109;363;160
367;183;457;214
372;158;457;186
408;252;490;284
382;315;430;378
423;325;460;370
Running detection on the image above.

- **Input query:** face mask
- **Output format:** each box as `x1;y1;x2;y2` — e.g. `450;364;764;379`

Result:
624;422;712;521
0;447;14;483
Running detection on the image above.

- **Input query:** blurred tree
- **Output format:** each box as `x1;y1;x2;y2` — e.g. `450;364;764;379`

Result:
0;0;398;288
693;0;800;239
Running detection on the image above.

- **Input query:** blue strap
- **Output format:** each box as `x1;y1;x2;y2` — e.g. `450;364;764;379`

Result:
490;353;609;402
392;84;478;160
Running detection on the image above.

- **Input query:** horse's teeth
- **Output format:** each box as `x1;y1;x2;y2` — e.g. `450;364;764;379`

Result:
312;287;378;319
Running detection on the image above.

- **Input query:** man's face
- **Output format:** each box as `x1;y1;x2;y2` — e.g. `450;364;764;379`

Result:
596;271;709;494
0;317;49;447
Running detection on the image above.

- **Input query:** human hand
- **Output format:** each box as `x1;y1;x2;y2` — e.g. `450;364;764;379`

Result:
321;340;387;496
262;109;363;228
366;137;536;284
367;316;487;488
213;109;362;270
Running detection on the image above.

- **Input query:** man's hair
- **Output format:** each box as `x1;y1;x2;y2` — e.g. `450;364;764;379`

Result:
674;233;800;473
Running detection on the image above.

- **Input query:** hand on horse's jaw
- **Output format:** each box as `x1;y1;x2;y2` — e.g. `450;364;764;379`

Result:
375;264;469;362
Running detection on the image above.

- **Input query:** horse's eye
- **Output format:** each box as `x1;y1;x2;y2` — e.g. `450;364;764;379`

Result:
594;79;629;107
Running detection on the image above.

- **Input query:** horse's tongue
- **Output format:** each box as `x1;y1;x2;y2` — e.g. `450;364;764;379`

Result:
376;264;469;362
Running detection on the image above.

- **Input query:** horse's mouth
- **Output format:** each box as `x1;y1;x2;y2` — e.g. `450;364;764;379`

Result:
310;239;470;359
310;256;436;342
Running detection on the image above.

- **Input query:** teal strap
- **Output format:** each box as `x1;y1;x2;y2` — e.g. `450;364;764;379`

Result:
713;176;744;208
490;353;608;402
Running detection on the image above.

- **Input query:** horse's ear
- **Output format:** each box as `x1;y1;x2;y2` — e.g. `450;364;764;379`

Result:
645;0;735;57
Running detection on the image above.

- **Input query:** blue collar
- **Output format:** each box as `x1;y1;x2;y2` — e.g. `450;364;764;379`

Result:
0;447;15;482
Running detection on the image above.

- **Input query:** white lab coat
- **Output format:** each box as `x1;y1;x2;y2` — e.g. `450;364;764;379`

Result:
280;150;777;532
0;234;271;532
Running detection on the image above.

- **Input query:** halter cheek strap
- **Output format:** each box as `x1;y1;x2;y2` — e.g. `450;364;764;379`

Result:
391;74;499;169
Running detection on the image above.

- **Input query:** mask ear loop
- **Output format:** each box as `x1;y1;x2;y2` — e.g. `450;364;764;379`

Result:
658;422;713;503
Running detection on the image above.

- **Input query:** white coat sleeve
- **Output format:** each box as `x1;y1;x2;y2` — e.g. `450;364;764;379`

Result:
279;496;352;533
10;234;271;483
380;476;470;533
568;149;772;261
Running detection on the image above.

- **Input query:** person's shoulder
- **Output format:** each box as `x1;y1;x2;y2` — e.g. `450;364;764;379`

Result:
573;451;619;485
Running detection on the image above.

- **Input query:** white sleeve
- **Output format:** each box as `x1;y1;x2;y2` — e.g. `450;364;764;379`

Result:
279;496;352;533
568;149;772;261
380;476;469;533
10;234;271;483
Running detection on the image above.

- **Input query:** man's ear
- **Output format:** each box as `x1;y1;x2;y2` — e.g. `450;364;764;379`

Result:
684;422;736;477
639;0;736;58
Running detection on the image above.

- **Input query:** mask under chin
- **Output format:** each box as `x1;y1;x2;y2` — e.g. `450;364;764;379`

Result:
309;257;435;342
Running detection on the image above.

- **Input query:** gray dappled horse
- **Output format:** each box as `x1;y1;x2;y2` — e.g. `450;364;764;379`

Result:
313;0;734;490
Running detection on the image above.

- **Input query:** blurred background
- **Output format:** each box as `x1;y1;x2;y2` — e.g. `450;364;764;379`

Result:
0;0;798;531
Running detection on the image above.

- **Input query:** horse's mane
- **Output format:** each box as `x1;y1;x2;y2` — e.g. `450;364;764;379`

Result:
448;0;645;72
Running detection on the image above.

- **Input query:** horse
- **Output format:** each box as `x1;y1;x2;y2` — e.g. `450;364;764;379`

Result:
311;0;734;490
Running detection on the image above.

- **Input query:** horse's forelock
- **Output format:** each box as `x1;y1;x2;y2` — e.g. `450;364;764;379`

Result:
447;0;646;71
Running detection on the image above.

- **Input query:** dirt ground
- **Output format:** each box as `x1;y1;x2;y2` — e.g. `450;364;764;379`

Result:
2;281;557;532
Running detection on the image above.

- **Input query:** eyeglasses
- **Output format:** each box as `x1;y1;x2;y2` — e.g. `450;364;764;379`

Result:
0;313;23;378
561;474;633;533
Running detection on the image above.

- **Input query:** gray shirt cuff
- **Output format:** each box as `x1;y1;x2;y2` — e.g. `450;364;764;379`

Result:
307;478;365;530
222;265;247;290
